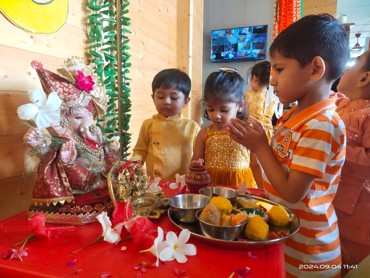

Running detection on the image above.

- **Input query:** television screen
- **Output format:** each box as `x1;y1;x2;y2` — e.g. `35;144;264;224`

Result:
210;25;268;63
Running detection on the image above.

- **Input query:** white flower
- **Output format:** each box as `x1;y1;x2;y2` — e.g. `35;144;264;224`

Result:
96;212;121;244
148;177;163;193
17;89;62;129
169;174;186;190
139;227;168;267
159;229;196;263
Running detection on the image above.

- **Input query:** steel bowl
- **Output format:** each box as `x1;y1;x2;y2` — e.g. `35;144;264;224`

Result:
198;186;239;204
196;208;248;241
169;194;210;223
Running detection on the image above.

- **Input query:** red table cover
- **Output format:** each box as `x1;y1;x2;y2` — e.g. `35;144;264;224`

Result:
0;184;285;278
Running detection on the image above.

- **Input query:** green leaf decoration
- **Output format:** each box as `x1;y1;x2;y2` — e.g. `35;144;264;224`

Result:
87;0;132;159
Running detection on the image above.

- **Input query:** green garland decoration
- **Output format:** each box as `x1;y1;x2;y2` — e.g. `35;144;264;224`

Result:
86;0;132;160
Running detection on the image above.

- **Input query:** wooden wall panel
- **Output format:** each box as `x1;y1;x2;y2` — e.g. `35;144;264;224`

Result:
0;91;29;136
128;0;179;148
0;9;86;58
0;176;35;221
0;45;64;91
0;90;38;219
303;0;337;17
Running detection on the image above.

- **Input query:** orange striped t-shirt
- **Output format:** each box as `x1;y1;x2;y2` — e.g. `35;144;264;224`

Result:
263;98;346;278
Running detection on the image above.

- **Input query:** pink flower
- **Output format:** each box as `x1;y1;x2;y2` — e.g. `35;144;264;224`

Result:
125;217;158;250
174;268;186;276
132;261;156;273
75;70;95;93
28;212;49;238
2;248;28;261
112;201;133;226
232;267;251;278
10;212;76;255
28;212;76;239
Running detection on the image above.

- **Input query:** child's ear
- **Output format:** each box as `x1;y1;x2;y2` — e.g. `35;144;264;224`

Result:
357;71;370;88
310;56;326;81
237;101;244;112
183;97;190;106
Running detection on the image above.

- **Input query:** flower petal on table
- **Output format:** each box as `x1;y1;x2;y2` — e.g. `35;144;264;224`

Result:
183;244;197;256
173;250;187;263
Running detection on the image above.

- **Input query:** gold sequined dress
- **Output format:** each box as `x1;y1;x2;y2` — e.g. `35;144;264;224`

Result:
204;126;256;188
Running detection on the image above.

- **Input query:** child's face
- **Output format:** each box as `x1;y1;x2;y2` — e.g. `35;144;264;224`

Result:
205;99;243;130
337;50;370;100
270;52;312;106
152;86;189;117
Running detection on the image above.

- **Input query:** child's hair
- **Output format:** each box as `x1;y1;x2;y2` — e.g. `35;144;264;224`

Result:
151;68;191;97
250;60;271;87
203;68;247;120
270;13;350;82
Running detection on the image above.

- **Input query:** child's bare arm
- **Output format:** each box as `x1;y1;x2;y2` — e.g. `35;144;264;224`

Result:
191;128;207;162
229;118;314;203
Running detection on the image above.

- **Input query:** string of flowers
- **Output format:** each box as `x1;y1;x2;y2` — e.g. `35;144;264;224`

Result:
273;0;301;39
86;0;132;160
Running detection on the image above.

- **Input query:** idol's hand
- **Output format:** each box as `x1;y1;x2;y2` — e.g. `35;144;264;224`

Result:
23;128;45;149
228;119;268;153
60;139;77;165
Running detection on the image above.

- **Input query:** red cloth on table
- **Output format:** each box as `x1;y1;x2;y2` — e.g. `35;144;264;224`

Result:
0;184;284;278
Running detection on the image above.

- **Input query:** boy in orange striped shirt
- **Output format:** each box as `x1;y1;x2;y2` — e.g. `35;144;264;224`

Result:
229;14;349;277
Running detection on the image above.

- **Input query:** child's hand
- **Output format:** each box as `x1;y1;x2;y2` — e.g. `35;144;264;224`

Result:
228;119;268;152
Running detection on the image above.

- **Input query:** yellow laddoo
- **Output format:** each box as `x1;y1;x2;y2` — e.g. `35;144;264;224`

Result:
267;205;290;226
245;215;269;240
209;196;232;215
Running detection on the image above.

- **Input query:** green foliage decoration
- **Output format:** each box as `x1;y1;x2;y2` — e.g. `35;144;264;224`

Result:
86;0;132;160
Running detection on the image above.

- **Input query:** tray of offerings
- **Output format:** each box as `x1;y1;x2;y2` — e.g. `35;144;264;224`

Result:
168;194;300;249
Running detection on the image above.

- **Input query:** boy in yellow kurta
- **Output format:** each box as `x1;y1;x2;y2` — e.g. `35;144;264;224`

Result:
131;69;200;180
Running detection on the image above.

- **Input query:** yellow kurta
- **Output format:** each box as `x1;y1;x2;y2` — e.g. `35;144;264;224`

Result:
131;114;200;180
204;126;256;188
244;89;276;142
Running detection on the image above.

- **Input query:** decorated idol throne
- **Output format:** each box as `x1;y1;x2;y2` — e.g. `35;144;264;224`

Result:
18;57;121;224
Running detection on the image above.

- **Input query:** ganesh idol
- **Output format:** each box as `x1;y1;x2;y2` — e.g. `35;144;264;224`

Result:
17;57;120;224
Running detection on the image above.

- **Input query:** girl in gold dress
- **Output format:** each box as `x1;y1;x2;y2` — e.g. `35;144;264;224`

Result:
192;68;256;188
